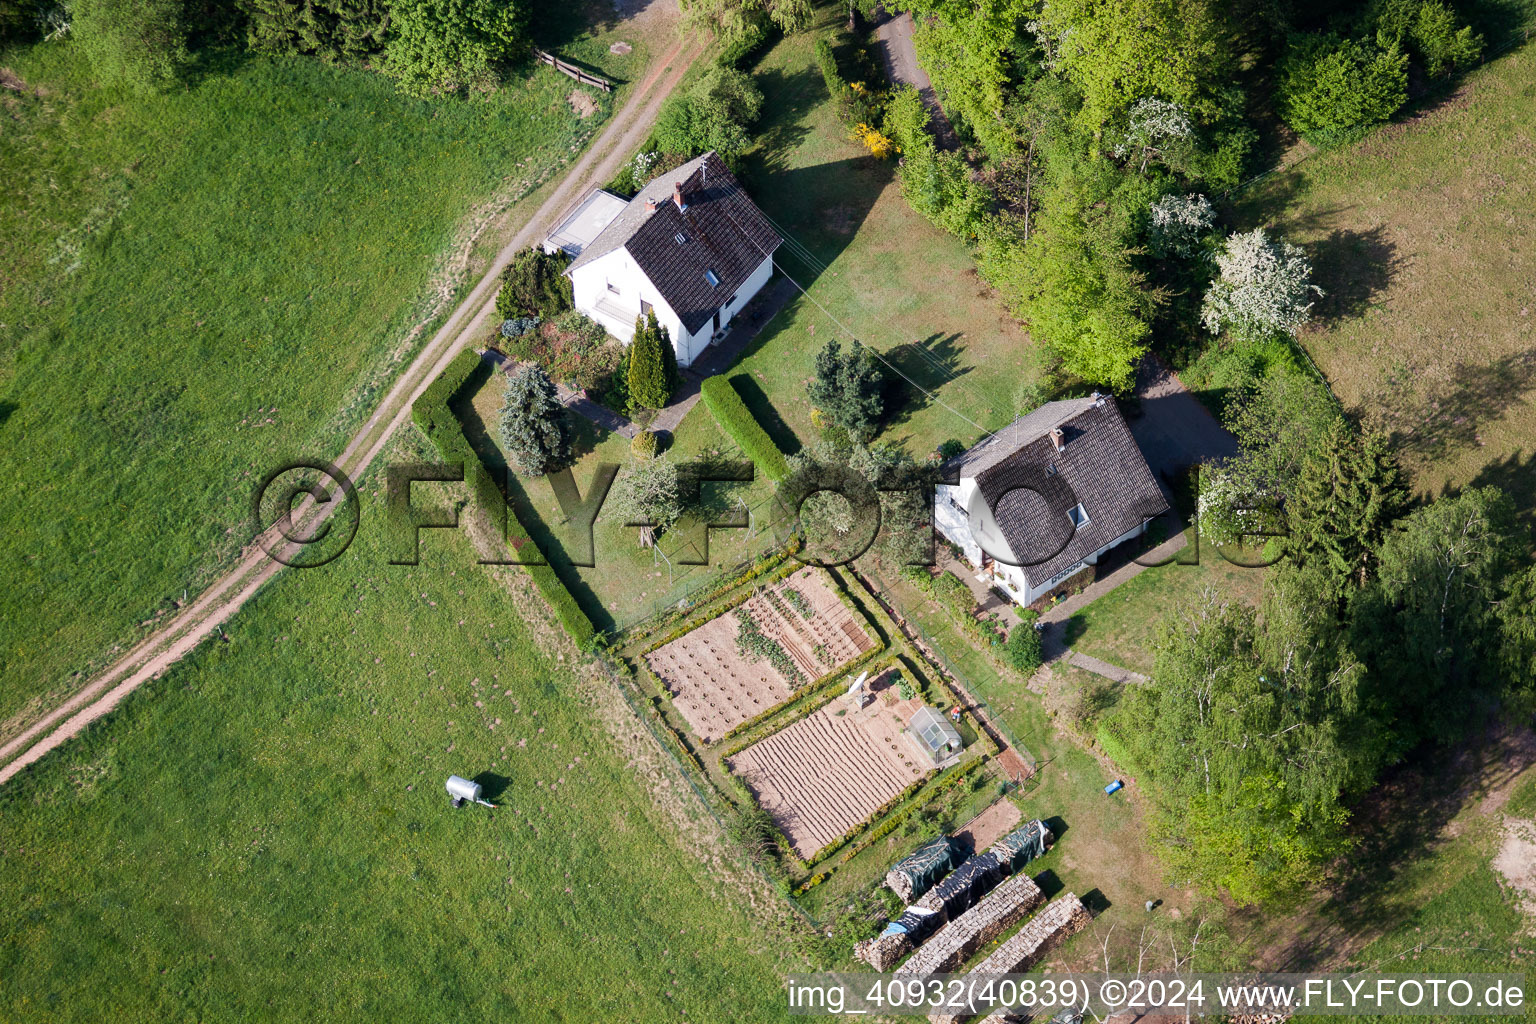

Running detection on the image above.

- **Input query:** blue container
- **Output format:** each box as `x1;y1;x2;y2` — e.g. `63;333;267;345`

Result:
1104;780;1124;795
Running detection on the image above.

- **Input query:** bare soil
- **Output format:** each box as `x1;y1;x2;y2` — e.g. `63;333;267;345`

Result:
646;567;876;743
728;670;929;859
954;798;1023;853
1493;818;1536;931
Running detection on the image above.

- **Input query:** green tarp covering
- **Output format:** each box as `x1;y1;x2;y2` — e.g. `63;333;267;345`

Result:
885;836;957;901
989;819;1053;874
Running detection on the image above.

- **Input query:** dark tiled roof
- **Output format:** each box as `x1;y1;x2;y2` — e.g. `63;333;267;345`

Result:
566;151;781;334
958;398;1168;583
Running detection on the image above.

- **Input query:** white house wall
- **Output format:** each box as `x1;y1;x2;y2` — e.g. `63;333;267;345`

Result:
569;250;687;357
571;251;776;369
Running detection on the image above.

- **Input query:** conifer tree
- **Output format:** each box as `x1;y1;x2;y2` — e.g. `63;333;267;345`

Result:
1287;418;1407;604
499;363;571;476
627;311;674;410
807;338;885;441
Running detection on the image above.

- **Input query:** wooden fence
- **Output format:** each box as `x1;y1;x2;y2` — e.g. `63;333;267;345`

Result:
533;48;613;93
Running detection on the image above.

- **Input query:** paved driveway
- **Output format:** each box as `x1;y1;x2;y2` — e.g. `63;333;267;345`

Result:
1126;355;1238;480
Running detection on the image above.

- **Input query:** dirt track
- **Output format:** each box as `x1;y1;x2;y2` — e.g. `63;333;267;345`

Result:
0;29;708;785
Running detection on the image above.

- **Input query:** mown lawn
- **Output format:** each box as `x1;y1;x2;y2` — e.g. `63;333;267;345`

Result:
0;43;611;726
0;434;797;1024
1061;530;1267;675
725;7;1042;461
457;362;782;632
1233;44;1536;528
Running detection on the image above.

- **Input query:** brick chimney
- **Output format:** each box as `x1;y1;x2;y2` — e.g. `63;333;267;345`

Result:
644;198;656;213
1050;427;1065;452
673;181;686;211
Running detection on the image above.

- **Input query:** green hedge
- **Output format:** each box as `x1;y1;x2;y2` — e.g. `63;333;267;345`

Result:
700;375;789;483
411;350;595;647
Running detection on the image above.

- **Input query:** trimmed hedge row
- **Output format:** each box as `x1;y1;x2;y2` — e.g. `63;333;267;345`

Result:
700;375;789;483
411;350;596;647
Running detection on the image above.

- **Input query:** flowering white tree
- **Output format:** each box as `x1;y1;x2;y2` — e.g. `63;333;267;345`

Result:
1149;192;1216;257
1197;465;1280;547
1114;97;1194;172
1201;228;1322;338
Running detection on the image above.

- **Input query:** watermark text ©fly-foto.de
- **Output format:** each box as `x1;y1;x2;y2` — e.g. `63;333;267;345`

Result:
251;458;1289;571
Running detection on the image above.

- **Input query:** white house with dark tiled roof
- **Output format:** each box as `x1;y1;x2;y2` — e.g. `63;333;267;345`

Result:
934;396;1169;607
543;151;782;367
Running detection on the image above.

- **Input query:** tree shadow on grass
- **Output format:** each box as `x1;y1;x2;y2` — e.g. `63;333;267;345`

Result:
1463;448;1536;538
1247;725;1536;971
451;361;616;633
1306;225;1402;325
882;333;970;431
1364;347;1536;468
0;402;14;429
742;151;894;287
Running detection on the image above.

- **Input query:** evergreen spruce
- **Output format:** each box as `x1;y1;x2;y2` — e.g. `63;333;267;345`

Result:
627;311;674;410
499;363;572;476
807;338;885;441
1287;418;1407;604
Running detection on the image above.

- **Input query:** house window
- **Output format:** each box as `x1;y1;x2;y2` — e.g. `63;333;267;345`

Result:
640;299;653;315
1067;503;1090;529
703;269;720;287
725;292;738;307
1046;463;1058;477
675;232;689;245
606;281;619;295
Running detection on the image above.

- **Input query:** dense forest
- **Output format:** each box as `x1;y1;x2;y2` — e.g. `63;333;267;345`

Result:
0;0;531;96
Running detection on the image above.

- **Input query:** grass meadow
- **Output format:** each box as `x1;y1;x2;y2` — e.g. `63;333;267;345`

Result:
0;42;611;727
0;434;798;1024
726;7;1043;462
1234;44;1536;527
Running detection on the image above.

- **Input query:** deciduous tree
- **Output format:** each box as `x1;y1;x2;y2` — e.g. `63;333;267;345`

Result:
1202;228;1320;340
385;0;526;97
607;455;685;545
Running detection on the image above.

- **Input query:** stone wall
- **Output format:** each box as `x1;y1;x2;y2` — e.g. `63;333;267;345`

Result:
854;931;912;971
927;893;1091;1024
899;874;1045;977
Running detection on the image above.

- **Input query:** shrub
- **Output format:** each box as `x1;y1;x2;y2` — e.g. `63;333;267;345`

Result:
631;430;660;459
499;317;540;338
1006;612;1043;674
936;439;966;461
651;64;763;165
700;376;790;482
1278;34;1408;145
496;247;573;321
